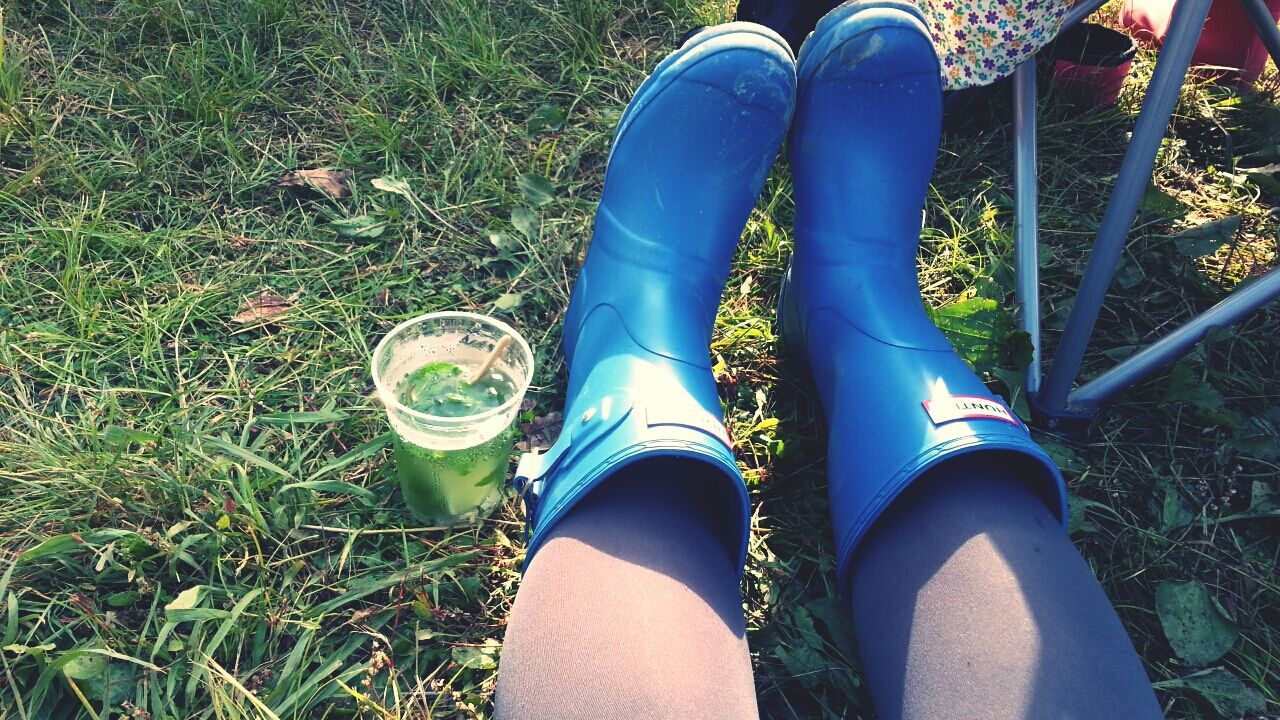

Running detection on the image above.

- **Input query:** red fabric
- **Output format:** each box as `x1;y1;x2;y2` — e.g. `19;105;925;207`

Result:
1122;0;1280;85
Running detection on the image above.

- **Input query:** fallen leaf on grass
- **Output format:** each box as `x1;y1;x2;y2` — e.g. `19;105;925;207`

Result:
350;606;384;625
516;412;562;453
526;104;566;136
453;639;501;670
1155;579;1238;666
277;168;352;198
1139;185;1190;221
233;291;294;324
1244;163;1280;196
102;425;160;450
1166;215;1242;258
329;214;387;238
62;649;108;680
1158;478;1194;531
1155;667;1267;717
493;292;523;311
371;175;414;199
928;296;1010;370
489;232;520;252
517;173;555;206
511;207;538;241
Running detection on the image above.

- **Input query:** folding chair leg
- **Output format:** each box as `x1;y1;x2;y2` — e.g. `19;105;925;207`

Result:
1239;0;1280;70
1033;0;1214;428
1012;60;1042;395
1071;266;1280;406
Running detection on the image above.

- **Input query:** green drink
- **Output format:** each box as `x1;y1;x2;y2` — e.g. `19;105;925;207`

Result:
372;313;534;525
393;425;515;522
393;362;518;521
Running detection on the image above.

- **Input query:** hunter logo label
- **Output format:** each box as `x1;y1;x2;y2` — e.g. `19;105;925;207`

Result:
646;404;733;447
923;395;1018;426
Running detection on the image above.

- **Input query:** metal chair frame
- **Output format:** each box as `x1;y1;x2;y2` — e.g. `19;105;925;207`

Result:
1011;0;1280;430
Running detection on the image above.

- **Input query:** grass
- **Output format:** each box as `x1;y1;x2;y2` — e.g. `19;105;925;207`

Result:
0;0;1277;717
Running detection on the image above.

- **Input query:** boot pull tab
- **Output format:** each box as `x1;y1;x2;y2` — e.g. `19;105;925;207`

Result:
513;390;636;527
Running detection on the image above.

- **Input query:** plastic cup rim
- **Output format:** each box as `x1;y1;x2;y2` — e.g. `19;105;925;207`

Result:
371;310;534;427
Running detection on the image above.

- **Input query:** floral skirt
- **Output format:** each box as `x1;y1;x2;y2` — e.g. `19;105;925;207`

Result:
918;0;1074;89
734;0;1076;90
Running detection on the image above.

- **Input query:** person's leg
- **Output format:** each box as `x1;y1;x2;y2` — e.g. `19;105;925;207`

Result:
496;22;795;720
781;5;1163;717
849;455;1164;720
495;458;758;720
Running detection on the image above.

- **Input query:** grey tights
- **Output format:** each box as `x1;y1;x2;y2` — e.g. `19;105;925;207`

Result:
494;457;1164;719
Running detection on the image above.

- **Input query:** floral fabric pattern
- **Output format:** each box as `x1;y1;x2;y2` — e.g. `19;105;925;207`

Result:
917;0;1073;89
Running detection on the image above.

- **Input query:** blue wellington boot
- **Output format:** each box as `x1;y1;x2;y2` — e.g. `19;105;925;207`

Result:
514;24;796;570
781;1;1068;593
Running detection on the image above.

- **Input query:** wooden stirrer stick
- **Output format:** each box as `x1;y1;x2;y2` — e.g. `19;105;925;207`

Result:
469;336;512;385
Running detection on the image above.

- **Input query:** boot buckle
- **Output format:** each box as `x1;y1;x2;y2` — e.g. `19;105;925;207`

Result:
512;390;637;533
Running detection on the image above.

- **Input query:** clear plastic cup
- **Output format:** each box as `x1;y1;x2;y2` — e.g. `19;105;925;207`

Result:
372;311;534;525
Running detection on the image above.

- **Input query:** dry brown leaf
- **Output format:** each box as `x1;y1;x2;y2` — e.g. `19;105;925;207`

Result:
277;168;352;199
516;412;562;453
233;291;293;324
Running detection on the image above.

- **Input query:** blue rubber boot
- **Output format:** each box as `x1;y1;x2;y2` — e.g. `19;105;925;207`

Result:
781;1;1068;594
514;24;796;571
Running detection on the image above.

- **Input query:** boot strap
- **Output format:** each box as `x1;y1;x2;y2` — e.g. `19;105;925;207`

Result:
514;390;638;525
513;389;734;530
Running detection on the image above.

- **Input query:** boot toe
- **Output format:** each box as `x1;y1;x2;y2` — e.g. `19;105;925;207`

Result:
598;23;797;262
798;2;939;86
614;26;797;150
789;1;943;243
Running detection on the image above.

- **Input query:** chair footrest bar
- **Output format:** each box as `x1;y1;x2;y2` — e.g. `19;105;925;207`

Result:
1070;265;1280;407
